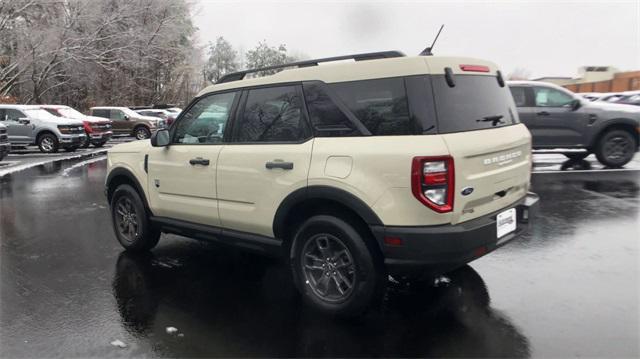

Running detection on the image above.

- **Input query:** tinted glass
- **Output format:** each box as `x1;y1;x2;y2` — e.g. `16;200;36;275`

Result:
534;87;574;107
329;78;412;136
303;83;359;137
93;109;109;119
509;86;528;107
431;75;518;133
111;110;126;121
173;91;237;144
6;109;26;121
236;86;307;142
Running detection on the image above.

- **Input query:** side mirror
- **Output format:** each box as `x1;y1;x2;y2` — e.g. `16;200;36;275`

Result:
570;99;581;111
18;117;30;125
151;129;170;147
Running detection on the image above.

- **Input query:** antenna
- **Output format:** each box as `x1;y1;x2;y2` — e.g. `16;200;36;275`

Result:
420;24;444;56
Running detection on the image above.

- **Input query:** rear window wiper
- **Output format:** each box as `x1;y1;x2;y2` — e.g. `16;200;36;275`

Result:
476;115;504;126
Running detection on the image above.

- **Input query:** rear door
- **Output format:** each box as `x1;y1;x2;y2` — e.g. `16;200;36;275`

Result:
147;91;239;226
530;86;589;147
217;84;313;238
430;73;532;224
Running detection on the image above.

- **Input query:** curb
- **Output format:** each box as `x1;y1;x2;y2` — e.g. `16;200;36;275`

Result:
0;149;108;177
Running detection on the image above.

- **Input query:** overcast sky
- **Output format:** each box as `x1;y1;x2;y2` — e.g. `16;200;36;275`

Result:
193;0;640;79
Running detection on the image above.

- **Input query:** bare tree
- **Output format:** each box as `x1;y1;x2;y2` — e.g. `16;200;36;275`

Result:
204;36;238;83
507;67;532;81
244;41;297;76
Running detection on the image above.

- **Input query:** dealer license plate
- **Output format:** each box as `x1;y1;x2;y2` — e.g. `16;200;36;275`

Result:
496;208;516;238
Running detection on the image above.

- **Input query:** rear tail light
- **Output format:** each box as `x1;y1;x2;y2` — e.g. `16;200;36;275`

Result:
411;156;454;213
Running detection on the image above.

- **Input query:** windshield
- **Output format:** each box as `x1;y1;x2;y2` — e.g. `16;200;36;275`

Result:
431;74;519;134
123;108;143;117
57;107;86;120
25;109;60;120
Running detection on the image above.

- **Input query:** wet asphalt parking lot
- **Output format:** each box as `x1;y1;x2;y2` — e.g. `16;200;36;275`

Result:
0;152;638;357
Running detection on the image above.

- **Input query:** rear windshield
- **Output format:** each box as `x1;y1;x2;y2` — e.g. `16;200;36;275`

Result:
430;74;519;134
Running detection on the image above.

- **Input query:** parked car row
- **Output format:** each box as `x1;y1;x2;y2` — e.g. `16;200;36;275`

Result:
0;104;182;156
579;90;640;105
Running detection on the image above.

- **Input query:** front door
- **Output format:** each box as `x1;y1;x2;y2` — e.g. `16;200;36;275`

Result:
109;109;130;135
217;85;313;238
0;109;33;144
147;91;240;226
530;86;589;147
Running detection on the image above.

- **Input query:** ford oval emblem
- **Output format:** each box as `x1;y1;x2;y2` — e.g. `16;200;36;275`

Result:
461;187;474;196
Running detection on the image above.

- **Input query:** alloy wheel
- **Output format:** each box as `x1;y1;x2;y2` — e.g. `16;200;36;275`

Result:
41;137;54;152
115;196;139;243
135;129;149;140
603;135;632;161
301;233;356;302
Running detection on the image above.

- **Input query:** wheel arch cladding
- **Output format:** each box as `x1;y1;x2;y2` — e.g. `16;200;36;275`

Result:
272;186;383;245
106;167;152;215
592;120;639;149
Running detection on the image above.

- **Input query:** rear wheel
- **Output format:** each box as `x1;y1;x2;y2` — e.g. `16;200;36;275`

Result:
37;133;59;153
290;215;384;316
134;126;151;140
595;130;636;168
110;184;160;251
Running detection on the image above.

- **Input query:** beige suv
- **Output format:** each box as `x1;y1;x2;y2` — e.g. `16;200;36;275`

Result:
105;51;539;315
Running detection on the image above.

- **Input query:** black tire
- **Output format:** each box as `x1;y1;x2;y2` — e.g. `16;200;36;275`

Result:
37;132;59;153
290;215;384;316
595;130;636;168
563;152;590;161
110;184;160;251
81;134;91;148
93;141;107;148
134;126;151;140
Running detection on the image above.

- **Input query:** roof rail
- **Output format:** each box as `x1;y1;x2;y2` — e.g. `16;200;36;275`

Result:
216;50;406;84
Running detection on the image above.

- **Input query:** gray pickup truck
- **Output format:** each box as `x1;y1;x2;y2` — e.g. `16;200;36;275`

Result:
508;81;640;167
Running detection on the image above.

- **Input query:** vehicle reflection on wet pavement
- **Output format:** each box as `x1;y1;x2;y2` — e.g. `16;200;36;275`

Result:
0;157;638;357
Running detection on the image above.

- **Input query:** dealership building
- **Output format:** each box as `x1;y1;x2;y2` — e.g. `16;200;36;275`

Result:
534;66;640;93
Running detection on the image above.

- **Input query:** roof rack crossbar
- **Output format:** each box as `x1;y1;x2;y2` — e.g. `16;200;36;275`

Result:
216;50;405;84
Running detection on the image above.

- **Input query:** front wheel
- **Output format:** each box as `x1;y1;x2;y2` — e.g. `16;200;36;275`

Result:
134;127;151;140
290;215;384;316
595;130;636;168
110;184;160;251
37;133;59;153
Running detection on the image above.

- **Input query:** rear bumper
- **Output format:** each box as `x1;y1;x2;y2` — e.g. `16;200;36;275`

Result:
371;192;540;276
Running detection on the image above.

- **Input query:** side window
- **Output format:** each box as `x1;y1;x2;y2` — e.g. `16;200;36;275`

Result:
93;109;109;119
235;86;308;142
328;78;412;136
534;87;574;107
111;110;126;121
6;109;26;121
173;91;238;144
509;87;528;107
303;82;359;137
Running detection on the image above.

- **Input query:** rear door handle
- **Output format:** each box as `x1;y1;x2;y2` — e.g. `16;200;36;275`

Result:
265;161;294;170
536;111;550;116
189;157;210;166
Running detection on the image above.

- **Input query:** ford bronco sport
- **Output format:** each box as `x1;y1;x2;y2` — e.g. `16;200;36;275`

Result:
106;51;539;315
